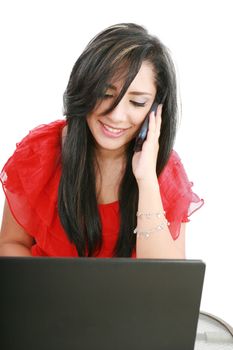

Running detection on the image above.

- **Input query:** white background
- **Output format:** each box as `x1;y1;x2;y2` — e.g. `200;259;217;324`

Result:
0;1;232;325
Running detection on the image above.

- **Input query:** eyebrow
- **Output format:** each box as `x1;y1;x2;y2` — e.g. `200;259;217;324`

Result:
106;84;153;96
129;91;153;96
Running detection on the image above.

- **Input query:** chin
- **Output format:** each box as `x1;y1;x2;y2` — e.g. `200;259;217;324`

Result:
95;137;129;151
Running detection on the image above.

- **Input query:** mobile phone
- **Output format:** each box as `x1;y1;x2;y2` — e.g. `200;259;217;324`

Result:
133;102;159;152
133;90;167;152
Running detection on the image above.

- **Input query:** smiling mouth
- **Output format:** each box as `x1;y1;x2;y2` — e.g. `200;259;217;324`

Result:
99;121;129;133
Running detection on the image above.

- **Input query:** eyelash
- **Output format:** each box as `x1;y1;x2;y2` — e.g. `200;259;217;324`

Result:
102;95;146;108
131;101;146;107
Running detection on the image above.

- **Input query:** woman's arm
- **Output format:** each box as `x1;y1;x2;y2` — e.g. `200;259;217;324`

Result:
0;200;33;256
136;180;186;259
132;104;186;259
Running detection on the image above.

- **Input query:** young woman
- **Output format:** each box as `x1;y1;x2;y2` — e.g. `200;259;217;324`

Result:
0;23;204;258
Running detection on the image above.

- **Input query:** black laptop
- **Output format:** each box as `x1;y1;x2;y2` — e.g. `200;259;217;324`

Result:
0;258;205;350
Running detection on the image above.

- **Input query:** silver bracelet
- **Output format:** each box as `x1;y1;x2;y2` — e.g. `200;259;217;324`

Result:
136;211;166;219
133;221;170;239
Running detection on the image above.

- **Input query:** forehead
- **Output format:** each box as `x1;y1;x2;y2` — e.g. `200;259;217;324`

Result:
129;61;156;92
109;61;156;94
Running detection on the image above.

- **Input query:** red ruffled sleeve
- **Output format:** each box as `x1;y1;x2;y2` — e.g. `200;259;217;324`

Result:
158;150;204;240
0;122;203;256
0;120;75;256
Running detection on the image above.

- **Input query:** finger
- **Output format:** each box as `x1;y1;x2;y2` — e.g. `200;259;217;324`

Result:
154;104;162;130
147;104;163;141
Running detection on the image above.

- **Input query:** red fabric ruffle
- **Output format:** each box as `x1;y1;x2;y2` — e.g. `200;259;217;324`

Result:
0;120;77;256
158;150;204;239
0;120;204;256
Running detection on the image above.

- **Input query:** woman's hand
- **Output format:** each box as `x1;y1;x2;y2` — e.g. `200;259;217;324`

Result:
132;104;163;185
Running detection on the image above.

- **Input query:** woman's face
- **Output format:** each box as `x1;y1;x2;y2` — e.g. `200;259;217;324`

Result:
86;61;157;155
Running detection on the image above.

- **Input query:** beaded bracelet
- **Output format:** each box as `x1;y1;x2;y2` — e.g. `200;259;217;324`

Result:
136;211;166;219
133;218;170;239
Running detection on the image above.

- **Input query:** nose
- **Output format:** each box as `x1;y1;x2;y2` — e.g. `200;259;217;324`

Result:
108;99;130;125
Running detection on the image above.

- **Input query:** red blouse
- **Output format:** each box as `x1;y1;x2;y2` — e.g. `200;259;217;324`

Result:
0;120;204;257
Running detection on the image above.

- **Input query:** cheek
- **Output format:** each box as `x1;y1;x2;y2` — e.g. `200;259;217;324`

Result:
131;113;146;130
86;112;97;126
130;120;144;139
94;99;111;115
86;116;98;136
131;111;149;136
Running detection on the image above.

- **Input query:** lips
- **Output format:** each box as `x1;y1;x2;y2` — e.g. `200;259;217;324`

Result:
100;122;127;132
99;121;128;138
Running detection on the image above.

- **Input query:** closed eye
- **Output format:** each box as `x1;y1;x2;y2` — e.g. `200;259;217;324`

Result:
131;101;146;107
102;95;146;107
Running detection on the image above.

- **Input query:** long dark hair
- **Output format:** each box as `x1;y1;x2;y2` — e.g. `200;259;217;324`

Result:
58;23;179;257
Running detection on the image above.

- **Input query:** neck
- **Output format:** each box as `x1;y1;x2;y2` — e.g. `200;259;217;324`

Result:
94;146;126;166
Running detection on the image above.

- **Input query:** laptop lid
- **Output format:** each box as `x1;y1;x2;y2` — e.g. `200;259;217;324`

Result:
0;258;205;350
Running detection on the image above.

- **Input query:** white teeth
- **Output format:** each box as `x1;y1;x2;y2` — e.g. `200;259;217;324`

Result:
103;124;124;133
